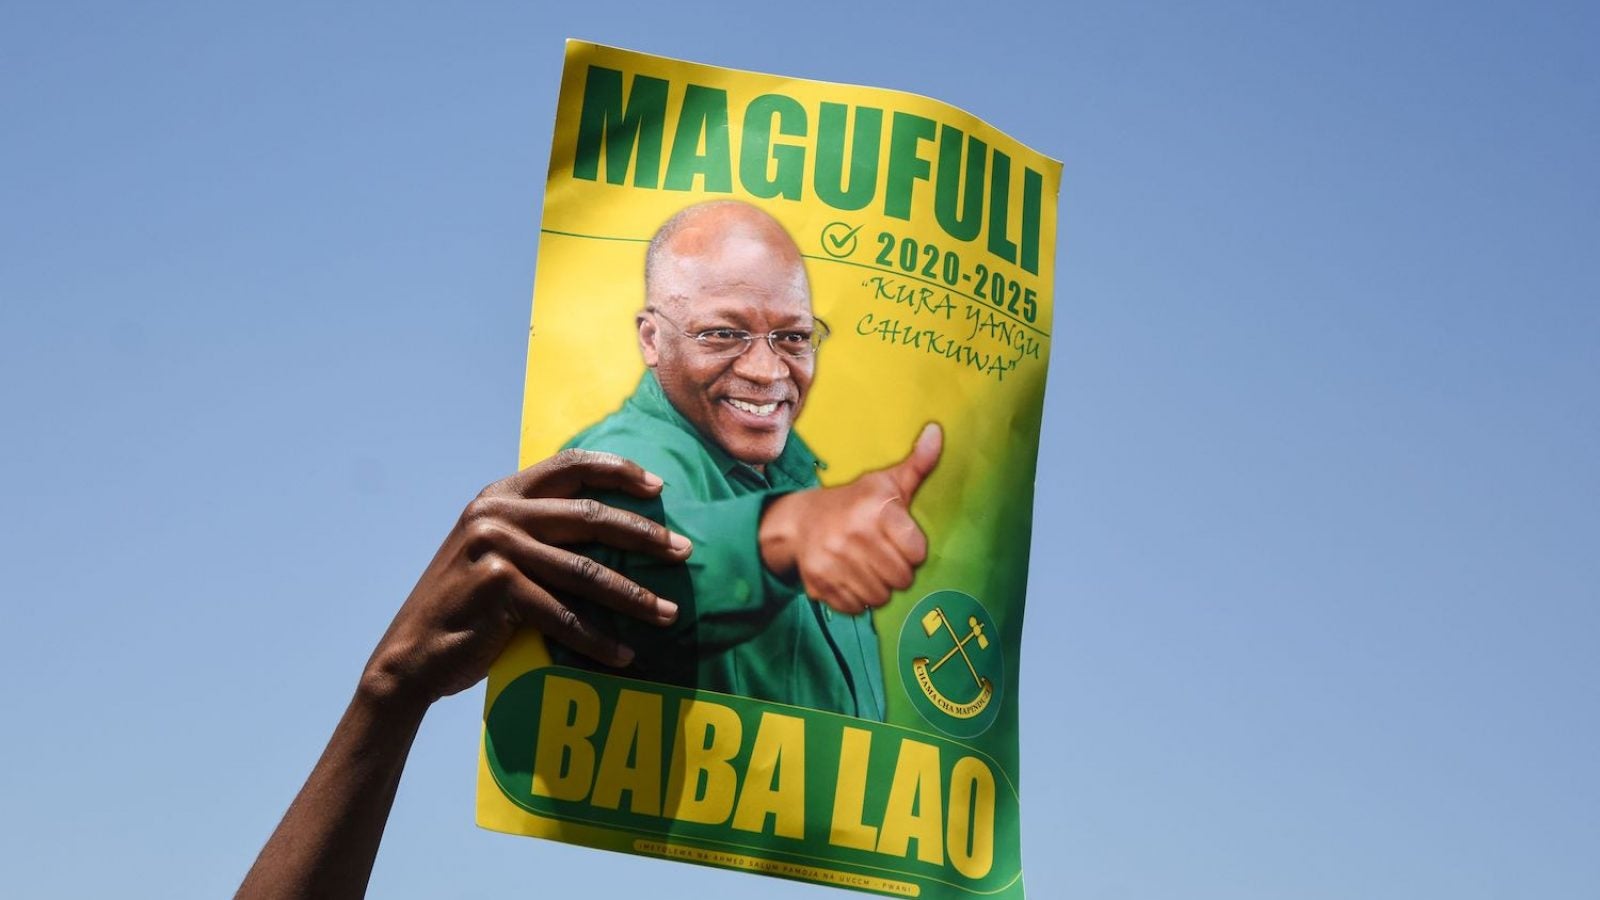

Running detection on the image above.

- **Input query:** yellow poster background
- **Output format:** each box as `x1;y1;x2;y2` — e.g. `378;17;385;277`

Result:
479;40;1060;898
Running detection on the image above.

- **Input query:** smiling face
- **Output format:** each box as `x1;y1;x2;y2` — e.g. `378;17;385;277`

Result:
639;203;815;467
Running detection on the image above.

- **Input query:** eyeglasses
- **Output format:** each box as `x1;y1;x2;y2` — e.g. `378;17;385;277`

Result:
648;307;831;359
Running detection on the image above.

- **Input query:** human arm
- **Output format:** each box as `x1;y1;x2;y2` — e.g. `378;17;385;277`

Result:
236;449;691;899
554;422;940;671
545;446;803;666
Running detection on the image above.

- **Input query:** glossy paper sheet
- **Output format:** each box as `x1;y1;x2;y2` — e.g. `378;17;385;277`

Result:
479;40;1061;899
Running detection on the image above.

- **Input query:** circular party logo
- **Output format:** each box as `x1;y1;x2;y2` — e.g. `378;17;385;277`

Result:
898;590;1004;737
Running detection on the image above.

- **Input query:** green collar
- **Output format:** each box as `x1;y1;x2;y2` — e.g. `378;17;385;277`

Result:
627;371;822;487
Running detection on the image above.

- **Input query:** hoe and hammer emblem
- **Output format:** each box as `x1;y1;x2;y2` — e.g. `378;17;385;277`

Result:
911;606;996;719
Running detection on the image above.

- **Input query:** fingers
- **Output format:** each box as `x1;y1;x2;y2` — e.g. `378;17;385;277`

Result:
802;570;868;616
881;509;929;570
888;423;943;501
500;565;635;668
790;468;935;614
503;448;667;500
874;538;918;591
470;522;678;626
471;496;691;562
854;542;912;604
803;543;902;614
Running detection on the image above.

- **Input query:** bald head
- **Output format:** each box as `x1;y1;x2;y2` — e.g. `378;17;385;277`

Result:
644;201;809;314
636;201;818;466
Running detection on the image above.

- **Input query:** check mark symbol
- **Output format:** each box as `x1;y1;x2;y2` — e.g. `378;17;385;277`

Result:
828;223;863;249
821;221;863;258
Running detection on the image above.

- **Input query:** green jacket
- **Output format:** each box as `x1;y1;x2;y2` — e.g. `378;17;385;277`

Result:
552;372;886;720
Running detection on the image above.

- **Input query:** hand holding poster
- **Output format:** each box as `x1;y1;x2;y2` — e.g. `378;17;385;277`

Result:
478;41;1061;899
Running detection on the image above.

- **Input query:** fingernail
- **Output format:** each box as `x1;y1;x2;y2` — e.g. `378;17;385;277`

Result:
669;532;691;552
615;645;635;667
642;471;664;488
656;597;679;623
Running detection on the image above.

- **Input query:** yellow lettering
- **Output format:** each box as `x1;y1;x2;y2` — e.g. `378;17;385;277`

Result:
876;738;944;865
663;699;742;824
946;755;996;878
828;727;879;851
590;689;664;815
731;712;806;838
530;675;600;801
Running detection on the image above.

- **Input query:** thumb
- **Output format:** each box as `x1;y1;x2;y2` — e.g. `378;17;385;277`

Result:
889;423;943;500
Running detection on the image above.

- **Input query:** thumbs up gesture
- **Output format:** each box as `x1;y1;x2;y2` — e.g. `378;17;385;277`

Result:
759;424;943;614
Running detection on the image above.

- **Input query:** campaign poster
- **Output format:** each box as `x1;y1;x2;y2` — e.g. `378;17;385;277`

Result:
478;40;1061;899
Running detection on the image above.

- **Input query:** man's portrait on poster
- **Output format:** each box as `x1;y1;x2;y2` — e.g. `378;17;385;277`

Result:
551;200;944;721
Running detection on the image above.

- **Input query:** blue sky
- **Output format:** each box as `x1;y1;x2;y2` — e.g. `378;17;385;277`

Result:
2;2;1596;897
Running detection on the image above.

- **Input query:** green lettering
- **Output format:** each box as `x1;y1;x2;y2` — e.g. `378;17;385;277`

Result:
884;112;936;221
573;66;668;188
664;84;733;193
986;150;1017;264
934;126;986;242
1020;166;1043;274
739;94;807;201
814;103;881;211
